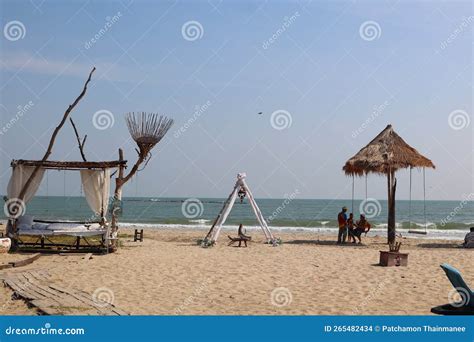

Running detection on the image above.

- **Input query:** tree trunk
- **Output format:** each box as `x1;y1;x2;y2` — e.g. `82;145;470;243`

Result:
110;148;125;249
387;171;397;244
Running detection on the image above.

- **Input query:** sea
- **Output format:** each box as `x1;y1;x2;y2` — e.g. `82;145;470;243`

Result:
1;196;472;240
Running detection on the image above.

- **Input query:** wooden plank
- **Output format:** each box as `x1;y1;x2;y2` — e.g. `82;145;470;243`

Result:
8;273;57;302
27;269;50;282
24;271;93;310
11;159;127;169
2;269;128;315
48;284;127;315
4;277;39;300
9;253;41;267
22;272;66;304
50;285;107;309
30;299;66;315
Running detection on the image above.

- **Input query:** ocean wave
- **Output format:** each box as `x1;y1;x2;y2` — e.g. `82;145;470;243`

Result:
188;219;211;224
117;222;467;240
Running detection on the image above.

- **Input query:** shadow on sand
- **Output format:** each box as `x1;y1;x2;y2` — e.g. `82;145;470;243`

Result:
284;239;367;247
416;243;465;249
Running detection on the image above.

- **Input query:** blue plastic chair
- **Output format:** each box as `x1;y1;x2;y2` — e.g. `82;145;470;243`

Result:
440;263;474;307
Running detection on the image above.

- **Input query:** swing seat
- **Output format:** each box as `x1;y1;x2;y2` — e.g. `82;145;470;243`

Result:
408;229;427;235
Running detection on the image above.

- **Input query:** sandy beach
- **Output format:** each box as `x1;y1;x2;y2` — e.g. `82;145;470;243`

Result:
0;228;471;316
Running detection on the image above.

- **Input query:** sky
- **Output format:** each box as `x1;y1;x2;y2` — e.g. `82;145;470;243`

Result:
0;0;472;201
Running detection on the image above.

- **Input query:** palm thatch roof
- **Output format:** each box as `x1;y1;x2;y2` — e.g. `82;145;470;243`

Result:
343;124;435;176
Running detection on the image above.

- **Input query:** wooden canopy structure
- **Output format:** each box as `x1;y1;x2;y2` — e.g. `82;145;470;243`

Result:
4;67;173;252
343;124;435;243
11;159;127;170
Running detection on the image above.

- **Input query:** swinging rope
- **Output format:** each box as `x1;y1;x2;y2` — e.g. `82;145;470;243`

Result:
408;167;412;230
408;167;428;235
351;175;355;214
46;170;49;214
423;167;427;232
365;173;368;200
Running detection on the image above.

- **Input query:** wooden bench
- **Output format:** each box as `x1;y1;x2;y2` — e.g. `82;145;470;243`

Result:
227;235;251;247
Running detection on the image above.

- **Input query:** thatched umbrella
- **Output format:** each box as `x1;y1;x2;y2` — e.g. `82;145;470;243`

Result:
343;124;435;243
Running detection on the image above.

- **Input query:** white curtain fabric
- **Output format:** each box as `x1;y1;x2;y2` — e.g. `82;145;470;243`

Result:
80;169;110;218
7;165;45;203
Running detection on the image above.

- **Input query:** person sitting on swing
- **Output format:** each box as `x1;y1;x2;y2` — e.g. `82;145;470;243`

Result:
238;224;251;241
353;214;371;244
238;187;246;203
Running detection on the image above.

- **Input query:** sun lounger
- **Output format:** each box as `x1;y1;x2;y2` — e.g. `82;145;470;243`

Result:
431;263;474;315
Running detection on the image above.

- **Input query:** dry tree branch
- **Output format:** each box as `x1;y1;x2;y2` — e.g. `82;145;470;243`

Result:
18;67;96;200
69;117;87;162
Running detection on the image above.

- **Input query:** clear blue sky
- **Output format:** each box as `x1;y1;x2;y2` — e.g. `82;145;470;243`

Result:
0;0;472;200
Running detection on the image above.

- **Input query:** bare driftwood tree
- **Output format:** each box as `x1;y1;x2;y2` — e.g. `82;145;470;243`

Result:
17;67;96;200
8;67;96;242
110;112;174;236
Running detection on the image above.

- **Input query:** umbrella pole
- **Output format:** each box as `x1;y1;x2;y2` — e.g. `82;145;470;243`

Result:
387;171;397;244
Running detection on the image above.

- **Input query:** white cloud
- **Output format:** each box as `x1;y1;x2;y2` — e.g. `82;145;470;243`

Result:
0;51;139;83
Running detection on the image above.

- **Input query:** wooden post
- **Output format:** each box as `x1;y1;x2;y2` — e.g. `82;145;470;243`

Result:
387;171;397;244
204;184;237;241
111;148;125;249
